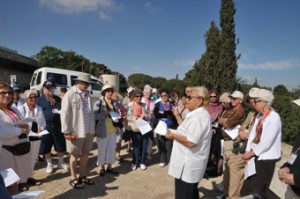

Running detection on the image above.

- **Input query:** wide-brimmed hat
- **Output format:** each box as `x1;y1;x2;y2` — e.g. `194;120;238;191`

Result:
292;99;300;106
101;85;114;96
74;73;93;83
229;91;244;100
24;90;38;98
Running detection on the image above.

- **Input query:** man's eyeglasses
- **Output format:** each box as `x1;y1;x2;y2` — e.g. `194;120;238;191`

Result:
187;95;201;100
0;91;13;96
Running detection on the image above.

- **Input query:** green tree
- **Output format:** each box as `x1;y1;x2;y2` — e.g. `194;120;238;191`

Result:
127;73;153;89
217;0;240;93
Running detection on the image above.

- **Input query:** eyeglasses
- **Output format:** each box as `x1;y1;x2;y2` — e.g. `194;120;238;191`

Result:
161;94;168;97
106;89;113;93
0;91;13;96
135;95;142;98
253;99;264;104
210;95;217;98
187;95;201;100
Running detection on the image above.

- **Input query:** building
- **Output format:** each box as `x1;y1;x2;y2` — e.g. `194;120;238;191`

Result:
0;46;39;90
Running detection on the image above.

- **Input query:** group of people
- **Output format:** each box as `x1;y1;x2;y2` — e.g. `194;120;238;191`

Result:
0;73;299;199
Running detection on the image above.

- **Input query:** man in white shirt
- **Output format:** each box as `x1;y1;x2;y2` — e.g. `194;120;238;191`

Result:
61;73;95;189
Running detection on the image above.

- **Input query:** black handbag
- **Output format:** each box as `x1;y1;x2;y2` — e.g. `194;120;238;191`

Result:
2;142;31;156
29;121;41;141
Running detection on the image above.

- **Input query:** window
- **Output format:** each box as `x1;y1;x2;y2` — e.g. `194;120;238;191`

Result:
71;76;77;86
30;73;37;86
47;73;67;86
36;72;42;85
91;80;102;91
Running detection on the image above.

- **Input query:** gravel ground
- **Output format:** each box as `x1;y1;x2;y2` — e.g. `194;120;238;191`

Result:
26;141;223;199
24;141;291;199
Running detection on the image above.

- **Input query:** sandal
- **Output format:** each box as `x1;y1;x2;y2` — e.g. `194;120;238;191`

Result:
78;176;94;185
18;183;28;192
99;168;105;177
26;178;42;186
115;156;124;163
69;179;84;189
106;168;119;176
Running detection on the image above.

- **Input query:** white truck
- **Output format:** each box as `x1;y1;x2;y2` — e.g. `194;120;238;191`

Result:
30;67;103;99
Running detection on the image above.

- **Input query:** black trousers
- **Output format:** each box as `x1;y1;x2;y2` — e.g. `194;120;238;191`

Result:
175;178;199;199
156;134;173;164
240;158;277;198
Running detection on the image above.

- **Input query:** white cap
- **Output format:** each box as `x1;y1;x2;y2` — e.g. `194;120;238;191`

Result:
127;86;134;93
229;91;244;100
24;90;38;98
248;87;260;98
292;99;300;106
257;89;274;103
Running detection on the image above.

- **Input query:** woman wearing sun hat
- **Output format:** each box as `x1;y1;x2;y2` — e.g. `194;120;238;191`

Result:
94;84;120;177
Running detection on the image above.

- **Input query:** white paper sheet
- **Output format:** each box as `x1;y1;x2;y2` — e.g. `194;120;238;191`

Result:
244;157;256;180
28;130;49;137
109;111;121;122
52;109;61;114
12;191;45;199
224;125;241;140
0;168;20;187
17;117;35;125
135;118;152;135
154;121;168;136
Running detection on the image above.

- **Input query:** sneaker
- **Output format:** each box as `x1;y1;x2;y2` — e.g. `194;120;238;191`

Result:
159;163;165;167
46;164;54;174
57;162;70;170
131;164;137;171
140;164;147;170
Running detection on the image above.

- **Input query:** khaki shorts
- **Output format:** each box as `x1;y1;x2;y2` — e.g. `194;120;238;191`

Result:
66;133;94;156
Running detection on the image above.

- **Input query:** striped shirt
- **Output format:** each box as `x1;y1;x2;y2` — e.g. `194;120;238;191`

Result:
75;87;90;134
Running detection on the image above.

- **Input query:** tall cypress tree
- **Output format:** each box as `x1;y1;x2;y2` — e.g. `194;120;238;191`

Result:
217;0;240;93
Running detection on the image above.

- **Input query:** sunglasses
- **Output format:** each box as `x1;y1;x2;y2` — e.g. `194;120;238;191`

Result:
253;99;264;104
187;95;200;100
0;91;13;96
161;94;168;97
135;95;142;98
210;95;217;98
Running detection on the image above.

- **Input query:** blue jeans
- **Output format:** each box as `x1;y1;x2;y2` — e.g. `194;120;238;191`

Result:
131;132;149;165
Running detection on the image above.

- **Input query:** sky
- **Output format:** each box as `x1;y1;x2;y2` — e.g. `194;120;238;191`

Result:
1;0;300;90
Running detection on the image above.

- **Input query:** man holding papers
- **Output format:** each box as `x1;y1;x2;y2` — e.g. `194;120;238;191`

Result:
165;86;212;199
217;90;245;199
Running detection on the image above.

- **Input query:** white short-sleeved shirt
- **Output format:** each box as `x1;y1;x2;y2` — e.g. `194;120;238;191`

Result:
168;107;212;183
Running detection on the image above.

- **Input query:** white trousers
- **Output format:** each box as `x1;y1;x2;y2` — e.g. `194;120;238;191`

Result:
30;140;41;172
97;133;117;166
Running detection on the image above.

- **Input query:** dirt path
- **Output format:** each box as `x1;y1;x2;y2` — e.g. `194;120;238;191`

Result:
27;142;223;199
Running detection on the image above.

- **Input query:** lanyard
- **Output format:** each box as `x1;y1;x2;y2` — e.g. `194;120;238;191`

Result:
252;108;272;144
1;108;19;123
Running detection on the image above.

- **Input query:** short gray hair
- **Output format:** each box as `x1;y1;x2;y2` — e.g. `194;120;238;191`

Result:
190;86;209;107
